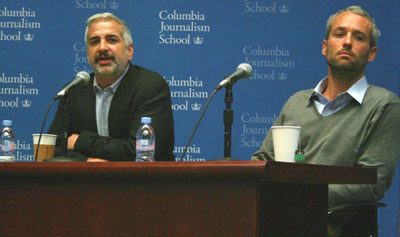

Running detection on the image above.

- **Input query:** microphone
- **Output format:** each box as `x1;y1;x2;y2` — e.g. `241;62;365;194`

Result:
216;63;252;91
180;63;252;161
55;71;90;99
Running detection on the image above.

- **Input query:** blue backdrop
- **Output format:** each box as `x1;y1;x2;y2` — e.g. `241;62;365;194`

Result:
1;0;399;235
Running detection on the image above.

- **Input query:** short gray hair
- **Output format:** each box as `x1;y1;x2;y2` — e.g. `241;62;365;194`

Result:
325;6;379;47
84;12;132;48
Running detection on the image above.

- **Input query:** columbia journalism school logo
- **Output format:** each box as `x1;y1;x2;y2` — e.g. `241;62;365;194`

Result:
109;1;119;9
242;45;295;81
75;0;120;9
0;6;41;42
24;33;34;41
240;112;278;148
193;36;204;45
279;5;289;13
277;72;288;81
174;144;205;162
0;97;34;108
0;73;39;108
191;103;201;111
0;31;34;41
158;10;211;45
15;139;34;161
166;76;209;112
244;1;290;14
21;99;32;108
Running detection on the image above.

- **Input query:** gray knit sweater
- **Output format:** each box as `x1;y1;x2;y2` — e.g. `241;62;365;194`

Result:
252;84;400;208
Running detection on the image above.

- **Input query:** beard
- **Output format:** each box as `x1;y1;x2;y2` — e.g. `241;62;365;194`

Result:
325;47;369;79
90;51;129;78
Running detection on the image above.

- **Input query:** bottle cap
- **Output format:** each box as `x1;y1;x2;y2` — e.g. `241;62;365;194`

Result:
2;120;12;126
141;117;151;124
295;150;305;162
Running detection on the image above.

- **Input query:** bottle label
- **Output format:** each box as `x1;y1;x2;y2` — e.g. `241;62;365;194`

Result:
0;140;15;152
0;139;15;161
139;139;151;146
136;139;155;151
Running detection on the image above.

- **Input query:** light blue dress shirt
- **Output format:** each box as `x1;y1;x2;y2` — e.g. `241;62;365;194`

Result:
93;65;129;136
311;76;369;116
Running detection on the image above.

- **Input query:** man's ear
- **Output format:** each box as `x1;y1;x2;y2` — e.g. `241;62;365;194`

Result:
128;44;134;60
322;39;328;56
367;46;378;62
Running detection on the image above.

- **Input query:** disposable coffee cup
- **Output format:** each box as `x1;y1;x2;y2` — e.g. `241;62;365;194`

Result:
32;134;57;162
271;126;301;163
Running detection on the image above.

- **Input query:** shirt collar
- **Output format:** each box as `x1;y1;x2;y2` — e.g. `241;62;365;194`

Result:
93;64;130;93
346;76;369;104
309;75;369;104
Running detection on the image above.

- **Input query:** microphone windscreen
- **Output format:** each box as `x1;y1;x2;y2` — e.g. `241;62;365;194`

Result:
76;71;90;85
237;63;252;78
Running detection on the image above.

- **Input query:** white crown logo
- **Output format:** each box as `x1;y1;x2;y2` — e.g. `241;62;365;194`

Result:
109;1;120;9
278;72;288;81
191;103;201;111
24;33;34;41
21;99;32;108
279;5;289;13
193;36;204;45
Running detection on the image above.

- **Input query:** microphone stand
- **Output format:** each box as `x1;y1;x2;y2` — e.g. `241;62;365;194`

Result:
61;95;70;157
42;94;86;162
34;95;71;162
180;66;251;161
211;83;239;161
36;72;91;162
223;84;233;158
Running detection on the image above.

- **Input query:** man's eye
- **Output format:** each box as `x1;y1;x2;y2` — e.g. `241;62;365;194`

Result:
356;36;365;41
89;40;99;45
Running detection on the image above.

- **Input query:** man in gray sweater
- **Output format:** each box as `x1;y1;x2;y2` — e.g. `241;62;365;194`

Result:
251;5;400;235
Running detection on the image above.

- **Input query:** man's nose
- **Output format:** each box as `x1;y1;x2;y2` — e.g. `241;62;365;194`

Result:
99;39;109;51
343;33;352;49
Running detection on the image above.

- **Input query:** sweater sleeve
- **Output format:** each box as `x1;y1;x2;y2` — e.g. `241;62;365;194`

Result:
328;102;400;207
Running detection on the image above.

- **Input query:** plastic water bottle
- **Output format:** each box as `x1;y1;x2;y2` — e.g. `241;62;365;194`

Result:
0;120;16;162
135;117;155;162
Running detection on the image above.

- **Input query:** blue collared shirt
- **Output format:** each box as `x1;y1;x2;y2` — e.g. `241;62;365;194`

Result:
93;65;129;136
311;76;369;116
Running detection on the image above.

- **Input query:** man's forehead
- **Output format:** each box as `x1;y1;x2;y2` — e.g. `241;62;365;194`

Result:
88;19;122;36
332;12;372;31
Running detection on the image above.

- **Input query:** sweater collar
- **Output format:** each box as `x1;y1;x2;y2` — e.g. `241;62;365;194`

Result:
307;76;369;105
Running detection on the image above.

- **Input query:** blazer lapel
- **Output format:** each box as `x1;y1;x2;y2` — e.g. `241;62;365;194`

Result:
108;65;137;137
